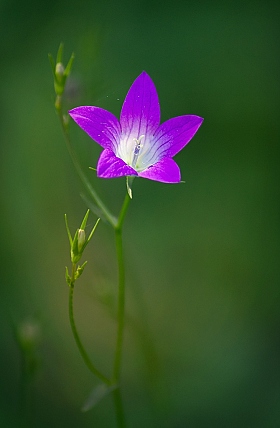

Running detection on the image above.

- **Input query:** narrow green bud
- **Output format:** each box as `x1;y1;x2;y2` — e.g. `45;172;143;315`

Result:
49;44;74;98
78;229;86;252
71;229;81;263
54;62;66;95
66;211;100;265
55;62;65;77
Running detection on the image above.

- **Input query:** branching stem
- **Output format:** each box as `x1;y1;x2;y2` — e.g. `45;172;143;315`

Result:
56;74;131;427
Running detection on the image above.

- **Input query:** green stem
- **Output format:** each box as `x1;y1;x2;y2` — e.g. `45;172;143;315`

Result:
116;193;131;230
111;193;131;427
113;387;126;428
113;193;131;381
113;228;125;383
56;104;117;228
55;76;132;425
69;265;111;385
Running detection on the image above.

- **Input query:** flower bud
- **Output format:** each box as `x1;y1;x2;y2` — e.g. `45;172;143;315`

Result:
55;62;65;81
71;228;86;263
54;63;65;96
65;211;100;270
77;228;86;252
49;44;74;98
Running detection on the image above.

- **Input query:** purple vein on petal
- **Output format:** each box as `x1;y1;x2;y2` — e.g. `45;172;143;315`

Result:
97;149;138;179
138;157;181;183
152;115;204;159
120;71;160;141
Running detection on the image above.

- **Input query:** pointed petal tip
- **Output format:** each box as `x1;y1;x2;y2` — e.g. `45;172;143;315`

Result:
188;114;204;123
68;106;88;116
139;70;152;80
137;70;150;78
121;70;160;139
130;70;156;89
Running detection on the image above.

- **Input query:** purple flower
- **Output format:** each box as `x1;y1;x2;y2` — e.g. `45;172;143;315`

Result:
69;72;203;183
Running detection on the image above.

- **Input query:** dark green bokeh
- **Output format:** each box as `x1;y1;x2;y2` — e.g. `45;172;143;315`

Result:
1;0;279;426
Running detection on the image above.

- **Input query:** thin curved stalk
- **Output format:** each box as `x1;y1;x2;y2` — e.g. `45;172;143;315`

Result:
68;266;111;385
56;106;117;228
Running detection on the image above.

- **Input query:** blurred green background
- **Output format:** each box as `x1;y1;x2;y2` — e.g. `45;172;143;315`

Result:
1;0;279;426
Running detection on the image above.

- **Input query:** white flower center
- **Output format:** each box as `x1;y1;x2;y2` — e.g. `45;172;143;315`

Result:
131;135;145;169
116;131;161;172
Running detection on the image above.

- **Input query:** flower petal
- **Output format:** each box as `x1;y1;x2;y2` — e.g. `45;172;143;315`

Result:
97;149;138;179
120;71;160;140
138;158;181;183
152;115;204;159
69;106;121;150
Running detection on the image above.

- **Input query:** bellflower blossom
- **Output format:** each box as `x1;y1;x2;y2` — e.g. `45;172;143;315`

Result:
69;72;203;183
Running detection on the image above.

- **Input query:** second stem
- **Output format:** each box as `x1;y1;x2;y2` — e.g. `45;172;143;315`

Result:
113;193;131;383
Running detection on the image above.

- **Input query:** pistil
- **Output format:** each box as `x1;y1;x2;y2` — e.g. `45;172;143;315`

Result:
131;135;145;169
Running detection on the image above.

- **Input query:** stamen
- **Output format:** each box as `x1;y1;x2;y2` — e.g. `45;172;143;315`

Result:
131;135;145;168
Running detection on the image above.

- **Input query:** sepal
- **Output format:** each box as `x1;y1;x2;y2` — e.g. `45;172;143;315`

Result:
126;176;135;199
65;266;72;287
75;261;88;280
65;262;88;286
64;214;73;246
